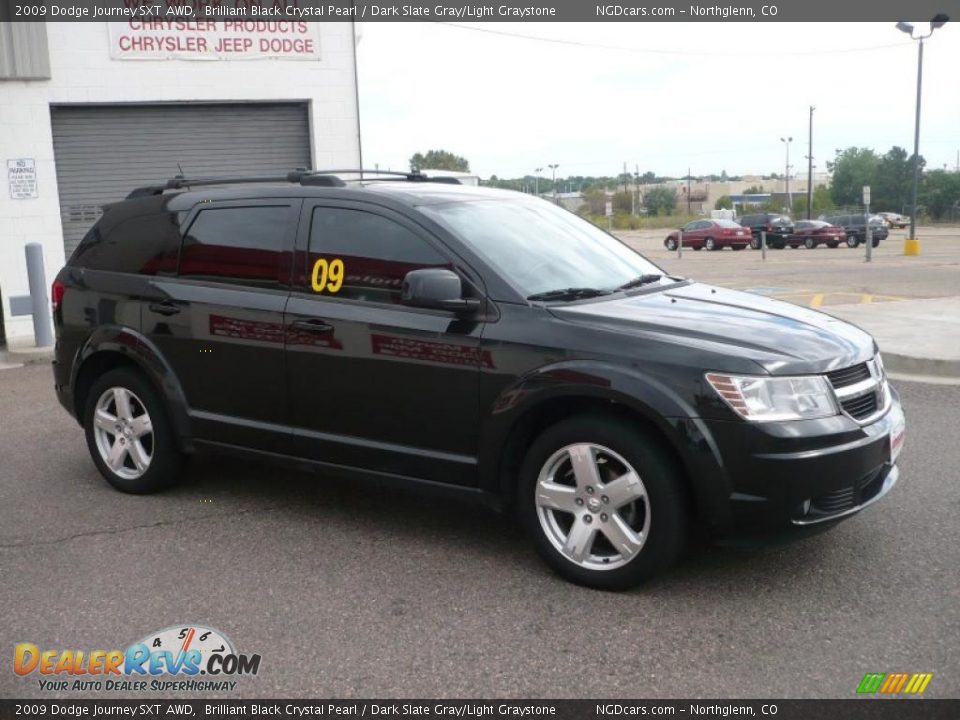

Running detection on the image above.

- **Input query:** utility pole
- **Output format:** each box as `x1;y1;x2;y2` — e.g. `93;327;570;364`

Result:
806;106;815;220
686;168;691;214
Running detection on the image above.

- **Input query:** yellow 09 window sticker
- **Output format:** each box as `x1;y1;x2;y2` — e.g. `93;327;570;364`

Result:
311;258;344;293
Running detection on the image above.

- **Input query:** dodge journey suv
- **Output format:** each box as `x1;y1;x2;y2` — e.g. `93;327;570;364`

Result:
52;171;905;590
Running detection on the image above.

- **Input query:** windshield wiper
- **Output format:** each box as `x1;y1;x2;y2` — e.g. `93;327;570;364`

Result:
614;273;663;292
526;287;612;302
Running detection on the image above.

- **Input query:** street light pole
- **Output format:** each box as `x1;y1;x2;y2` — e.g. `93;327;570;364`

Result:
806;107;815;220
534;167;542;196
548;163;559;204
897;14;949;255
780;136;792;212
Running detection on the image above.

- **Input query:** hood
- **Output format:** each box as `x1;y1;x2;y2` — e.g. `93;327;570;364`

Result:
550;282;876;375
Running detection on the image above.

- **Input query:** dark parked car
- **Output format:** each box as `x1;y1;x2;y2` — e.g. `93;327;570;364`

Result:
52;171;905;590
737;213;795;249
664;219;751;251
789;220;846;249
822;214;888;247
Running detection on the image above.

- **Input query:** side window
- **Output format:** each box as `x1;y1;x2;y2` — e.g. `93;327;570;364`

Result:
72;213;180;276
307;207;451;305
179;206;290;287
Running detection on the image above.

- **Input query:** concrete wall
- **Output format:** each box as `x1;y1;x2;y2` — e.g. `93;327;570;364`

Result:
0;22;360;347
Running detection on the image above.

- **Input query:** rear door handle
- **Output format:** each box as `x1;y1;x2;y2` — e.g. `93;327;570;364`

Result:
290;319;333;333
149;301;181;316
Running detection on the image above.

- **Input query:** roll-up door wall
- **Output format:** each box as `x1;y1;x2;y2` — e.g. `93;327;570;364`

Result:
50;103;312;257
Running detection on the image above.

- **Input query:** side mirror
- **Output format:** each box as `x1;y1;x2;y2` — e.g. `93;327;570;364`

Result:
401;268;481;313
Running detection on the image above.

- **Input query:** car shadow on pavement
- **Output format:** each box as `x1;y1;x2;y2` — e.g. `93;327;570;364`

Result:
165;451;838;595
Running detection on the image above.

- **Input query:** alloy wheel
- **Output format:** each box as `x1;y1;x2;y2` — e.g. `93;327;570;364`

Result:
535;443;650;571
92;386;154;479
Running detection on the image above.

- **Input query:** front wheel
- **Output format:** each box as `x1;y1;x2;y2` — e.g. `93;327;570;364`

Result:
664;237;678;251
804;237;816;249
83;367;182;494
518;415;687;590
846;235;860;248
704;237;716;251
750;236;761;250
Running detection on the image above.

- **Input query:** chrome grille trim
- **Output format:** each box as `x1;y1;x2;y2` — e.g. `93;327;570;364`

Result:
826;356;891;426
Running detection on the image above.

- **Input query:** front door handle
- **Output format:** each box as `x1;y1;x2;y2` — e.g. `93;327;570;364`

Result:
290;319;334;333
148;301;181;316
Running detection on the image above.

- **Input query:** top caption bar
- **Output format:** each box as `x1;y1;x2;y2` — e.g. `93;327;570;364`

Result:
0;0;952;22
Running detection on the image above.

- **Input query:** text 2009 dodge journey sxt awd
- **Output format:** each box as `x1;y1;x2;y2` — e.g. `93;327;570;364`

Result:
52;171;905;589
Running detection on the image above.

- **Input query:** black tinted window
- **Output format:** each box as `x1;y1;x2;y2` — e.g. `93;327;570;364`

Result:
179;206;290;286
72;214;180;275
307;208;450;305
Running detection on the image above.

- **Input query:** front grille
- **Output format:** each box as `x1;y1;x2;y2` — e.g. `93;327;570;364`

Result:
827;362;870;388
812;486;856;514
841;391;880;420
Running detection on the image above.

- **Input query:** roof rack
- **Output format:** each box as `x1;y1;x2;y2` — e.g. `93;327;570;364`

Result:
126;168;461;199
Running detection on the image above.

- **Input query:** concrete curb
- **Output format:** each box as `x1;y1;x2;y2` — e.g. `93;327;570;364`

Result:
883;352;960;381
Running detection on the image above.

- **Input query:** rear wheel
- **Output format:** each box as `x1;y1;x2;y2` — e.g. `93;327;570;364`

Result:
846;235;860;248
804;237;816;249
704;237;717;251
750;236;761;250
518;415;687;590
83;367;182;494
872;237;880;247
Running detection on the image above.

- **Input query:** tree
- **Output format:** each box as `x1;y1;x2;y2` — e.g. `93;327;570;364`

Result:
791;185;834;218
715;195;733;210
921;170;960;220
742;185;764;195
828;147;879;206
642;186;677;216
874;146;924;213
409;150;470;172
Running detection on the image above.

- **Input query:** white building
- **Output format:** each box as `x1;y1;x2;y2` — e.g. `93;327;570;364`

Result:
1;21;361;347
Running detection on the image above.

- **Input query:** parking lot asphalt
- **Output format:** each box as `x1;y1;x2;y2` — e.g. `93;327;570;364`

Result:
618;225;960;306
2;363;959;699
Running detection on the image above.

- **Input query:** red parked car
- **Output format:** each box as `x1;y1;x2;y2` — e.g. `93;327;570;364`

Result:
664;219;751;251
788;220;846;249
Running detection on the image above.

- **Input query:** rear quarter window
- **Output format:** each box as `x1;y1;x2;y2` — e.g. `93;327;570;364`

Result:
71;213;181;275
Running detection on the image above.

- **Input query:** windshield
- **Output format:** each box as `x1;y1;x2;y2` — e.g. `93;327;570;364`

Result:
421;199;665;298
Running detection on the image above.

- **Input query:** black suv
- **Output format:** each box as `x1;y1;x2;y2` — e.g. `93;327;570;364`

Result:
737;213;795;249
821;214;889;248
52;171;905;590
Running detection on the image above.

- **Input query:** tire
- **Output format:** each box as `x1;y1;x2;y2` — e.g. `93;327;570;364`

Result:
704;237;716;251
846;235;860;248
804;237;816;249
517;415;687;590
872;237;880;248
83;367;182;494
827;241;839;249
664;237;677;251
750;235;761;250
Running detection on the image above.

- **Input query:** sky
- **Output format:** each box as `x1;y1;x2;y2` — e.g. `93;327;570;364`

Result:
356;21;960;180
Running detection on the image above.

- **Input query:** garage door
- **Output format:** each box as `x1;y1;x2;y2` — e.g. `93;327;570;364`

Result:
50;103;311;257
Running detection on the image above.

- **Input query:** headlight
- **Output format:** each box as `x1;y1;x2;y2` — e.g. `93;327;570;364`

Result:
706;373;839;422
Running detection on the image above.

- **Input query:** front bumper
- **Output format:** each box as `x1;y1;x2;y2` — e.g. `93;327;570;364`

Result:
701;394;905;541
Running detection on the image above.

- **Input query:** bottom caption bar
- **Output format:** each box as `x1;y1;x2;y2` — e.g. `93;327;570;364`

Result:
3;700;959;720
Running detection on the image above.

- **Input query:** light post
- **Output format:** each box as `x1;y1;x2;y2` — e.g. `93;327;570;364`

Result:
548;163;559;204
806;106;815;220
534;167;543;196
897;14;949;255
780;136;793;212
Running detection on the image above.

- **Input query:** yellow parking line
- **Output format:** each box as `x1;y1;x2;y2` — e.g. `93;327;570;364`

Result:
862;294;873;303
810;293;824;308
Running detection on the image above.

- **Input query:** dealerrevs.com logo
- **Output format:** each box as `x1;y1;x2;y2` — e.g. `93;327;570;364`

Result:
14;624;261;693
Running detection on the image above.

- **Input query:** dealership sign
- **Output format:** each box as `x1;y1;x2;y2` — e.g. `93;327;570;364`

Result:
108;21;321;61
